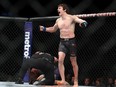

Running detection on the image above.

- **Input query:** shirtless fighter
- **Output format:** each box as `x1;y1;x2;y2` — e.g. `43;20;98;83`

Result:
39;3;88;87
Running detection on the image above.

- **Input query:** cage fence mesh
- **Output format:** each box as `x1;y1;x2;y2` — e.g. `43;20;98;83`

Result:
0;16;116;85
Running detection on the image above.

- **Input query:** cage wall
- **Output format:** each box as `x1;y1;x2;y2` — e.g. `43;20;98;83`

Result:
0;17;28;81
0;16;116;85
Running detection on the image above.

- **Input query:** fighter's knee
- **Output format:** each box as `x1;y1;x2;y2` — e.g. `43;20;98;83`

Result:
59;61;63;65
58;58;64;64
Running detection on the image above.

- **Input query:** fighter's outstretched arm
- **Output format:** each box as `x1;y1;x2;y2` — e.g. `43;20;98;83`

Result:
39;19;59;33
73;15;88;28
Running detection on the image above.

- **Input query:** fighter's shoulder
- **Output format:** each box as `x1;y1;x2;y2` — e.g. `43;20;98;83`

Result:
45;53;51;56
66;15;78;20
56;17;60;22
71;15;79;19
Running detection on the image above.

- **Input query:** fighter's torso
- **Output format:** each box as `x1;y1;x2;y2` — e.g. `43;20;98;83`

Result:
57;15;76;38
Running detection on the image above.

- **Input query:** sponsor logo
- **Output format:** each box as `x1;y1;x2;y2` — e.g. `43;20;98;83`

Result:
24;32;30;59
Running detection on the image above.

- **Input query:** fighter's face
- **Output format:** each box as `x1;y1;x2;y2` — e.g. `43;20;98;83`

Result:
57;6;66;16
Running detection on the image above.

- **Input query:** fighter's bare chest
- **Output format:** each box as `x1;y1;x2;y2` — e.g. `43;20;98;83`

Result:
58;19;73;28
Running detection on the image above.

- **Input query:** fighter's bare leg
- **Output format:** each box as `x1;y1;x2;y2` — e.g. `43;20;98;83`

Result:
70;57;78;86
58;52;67;84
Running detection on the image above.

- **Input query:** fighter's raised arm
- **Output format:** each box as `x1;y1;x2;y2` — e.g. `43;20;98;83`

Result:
39;19;59;33
73;15;88;28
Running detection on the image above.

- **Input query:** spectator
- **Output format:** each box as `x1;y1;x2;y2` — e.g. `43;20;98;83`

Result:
83;77;92;86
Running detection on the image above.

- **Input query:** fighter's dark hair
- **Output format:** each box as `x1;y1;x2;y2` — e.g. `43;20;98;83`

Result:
58;3;71;14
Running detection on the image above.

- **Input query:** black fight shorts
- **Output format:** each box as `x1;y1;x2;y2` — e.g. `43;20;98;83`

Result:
58;38;77;57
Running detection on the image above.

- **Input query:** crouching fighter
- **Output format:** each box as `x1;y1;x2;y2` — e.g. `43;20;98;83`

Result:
15;51;58;85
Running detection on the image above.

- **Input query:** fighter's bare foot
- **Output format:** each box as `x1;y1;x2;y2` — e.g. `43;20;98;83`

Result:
56;80;69;85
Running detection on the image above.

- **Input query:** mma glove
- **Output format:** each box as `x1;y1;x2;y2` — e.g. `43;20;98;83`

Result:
81;21;88;28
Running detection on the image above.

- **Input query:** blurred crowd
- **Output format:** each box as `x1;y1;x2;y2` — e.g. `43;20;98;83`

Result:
82;77;115;87
30;67;116;87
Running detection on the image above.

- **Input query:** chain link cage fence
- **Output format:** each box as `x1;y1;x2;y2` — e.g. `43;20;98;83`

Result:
0;16;116;85
0;17;28;81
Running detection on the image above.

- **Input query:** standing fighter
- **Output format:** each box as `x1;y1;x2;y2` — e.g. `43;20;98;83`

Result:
39;3;88;86
15;51;58;85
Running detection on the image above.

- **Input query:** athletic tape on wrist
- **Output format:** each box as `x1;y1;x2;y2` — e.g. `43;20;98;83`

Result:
43;26;46;32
